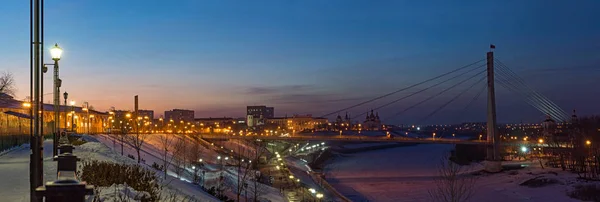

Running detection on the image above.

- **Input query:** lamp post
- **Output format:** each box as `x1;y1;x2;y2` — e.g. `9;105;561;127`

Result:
82;102;89;134
63;92;68;131
49;43;62;157
70;100;75;132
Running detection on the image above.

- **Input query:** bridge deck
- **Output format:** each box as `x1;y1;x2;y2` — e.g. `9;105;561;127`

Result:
197;134;490;145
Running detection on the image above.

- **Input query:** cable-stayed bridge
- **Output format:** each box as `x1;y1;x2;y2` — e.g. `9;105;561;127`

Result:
204;47;569;171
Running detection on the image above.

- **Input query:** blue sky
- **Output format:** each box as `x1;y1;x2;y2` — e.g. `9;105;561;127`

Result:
1;0;599;124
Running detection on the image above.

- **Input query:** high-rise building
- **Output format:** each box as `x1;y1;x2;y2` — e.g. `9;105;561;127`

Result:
165;109;195;123
247;106;274;118
246;105;274;127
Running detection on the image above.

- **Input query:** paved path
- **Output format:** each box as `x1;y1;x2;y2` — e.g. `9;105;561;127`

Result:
0;140;56;202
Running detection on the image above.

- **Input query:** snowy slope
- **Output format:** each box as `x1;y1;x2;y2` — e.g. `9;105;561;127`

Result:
95;134;285;202
79;136;221;201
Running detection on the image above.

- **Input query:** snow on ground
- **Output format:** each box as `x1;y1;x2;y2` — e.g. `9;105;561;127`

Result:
82;135;221;201
97;184;150;202
95;134;285;202
324;143;588;202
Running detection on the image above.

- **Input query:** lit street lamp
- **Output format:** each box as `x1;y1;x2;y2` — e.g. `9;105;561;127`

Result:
316;193;324;201
48;43;63;157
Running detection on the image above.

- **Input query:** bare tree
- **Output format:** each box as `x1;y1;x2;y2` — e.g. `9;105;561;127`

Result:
159;134;175;179
428;156;477;202
249;140;269;202
187;136;203;184
0;71;15;97
127;131;147;164
224;139;254;202
172;137;187;178
249;169;268;202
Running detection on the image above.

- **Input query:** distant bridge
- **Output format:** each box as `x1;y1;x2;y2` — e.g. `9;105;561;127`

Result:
198;133;490;145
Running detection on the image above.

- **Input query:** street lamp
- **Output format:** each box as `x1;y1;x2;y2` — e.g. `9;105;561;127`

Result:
47;43;63;156
586;140;591;146
70;100;76;132
50;43;63;60
63;92;68;130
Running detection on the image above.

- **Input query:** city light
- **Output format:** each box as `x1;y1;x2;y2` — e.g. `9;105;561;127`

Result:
586;140;591;145
289;175;294;179
198;159;203;162
316;193;323;199
538;139;544;143
70;100;76;106
521;146;527;152
309;188;316;194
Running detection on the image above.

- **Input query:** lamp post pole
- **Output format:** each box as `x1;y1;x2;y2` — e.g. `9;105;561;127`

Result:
70;101;75;132
63;92;67;131
50;43;62;157
29;0;44;200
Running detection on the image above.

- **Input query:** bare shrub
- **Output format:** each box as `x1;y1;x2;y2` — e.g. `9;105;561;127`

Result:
428;156;477;202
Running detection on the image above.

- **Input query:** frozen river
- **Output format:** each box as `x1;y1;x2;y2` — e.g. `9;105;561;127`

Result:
323;143;580;202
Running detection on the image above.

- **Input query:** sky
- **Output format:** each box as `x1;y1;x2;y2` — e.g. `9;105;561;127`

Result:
0;0;599;124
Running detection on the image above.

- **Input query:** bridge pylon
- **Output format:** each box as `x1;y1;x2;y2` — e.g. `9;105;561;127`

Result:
484;45;502;172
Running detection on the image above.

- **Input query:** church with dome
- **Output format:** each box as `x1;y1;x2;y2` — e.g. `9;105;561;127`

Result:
362;110;381;130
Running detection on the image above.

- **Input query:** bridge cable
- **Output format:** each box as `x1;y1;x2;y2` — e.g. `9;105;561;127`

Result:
494;64;569;121
494;74;562;121
456;84;486;123
495;59;569;119
351;63;487;120
494;68;567;122
382;68;488;122
494;59;570;120
417;75;487;124
319;58;486;118
495;62;568;120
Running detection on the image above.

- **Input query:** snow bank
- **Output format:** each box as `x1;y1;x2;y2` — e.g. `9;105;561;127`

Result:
97;184;150;202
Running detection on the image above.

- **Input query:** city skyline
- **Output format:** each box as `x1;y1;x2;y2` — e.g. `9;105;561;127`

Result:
1;0;599;124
